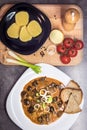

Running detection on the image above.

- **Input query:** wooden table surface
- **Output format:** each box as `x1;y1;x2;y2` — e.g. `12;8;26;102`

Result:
0;0;87;130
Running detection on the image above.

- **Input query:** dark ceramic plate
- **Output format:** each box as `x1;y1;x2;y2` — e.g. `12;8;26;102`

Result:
0;3;51;55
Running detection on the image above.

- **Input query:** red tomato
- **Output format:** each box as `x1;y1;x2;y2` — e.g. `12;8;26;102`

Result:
63;38;74;48
74;40;84;50
60;55;71;64
68;48;78;57
56;44;66;54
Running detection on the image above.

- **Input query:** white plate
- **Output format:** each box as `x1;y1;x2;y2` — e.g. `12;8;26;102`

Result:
6;63;83;130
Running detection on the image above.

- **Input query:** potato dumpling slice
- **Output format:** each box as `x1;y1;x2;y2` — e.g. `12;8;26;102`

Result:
27;20;42;37
7;23;20;38
15;11;29;26
19;26;32;42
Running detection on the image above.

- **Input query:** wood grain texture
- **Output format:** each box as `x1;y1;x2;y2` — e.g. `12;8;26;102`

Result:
0;4;83;66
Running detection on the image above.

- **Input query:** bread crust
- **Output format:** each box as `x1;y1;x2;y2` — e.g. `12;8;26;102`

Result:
66;80;80;89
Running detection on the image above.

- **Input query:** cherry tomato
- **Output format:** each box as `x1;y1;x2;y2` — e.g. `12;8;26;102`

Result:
60;55;71;64
63;38;74;48
56;44;66;54
68;48;78;57
74;40;84;50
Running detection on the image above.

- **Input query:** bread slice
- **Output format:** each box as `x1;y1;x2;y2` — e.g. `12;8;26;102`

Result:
66;80;80;89
60;80;83;114
64;94;81;114
60;88;83;105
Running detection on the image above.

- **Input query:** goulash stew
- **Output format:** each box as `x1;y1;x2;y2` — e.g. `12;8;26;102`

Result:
21;76;65;125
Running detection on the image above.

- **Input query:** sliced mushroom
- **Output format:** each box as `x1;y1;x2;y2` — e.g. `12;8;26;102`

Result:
50;106;54;112
27;106;34;113
52;96;58;102
32;80;38;87
23;98;30;105
27;85;32;91
21;91;27;97
37;116;43;123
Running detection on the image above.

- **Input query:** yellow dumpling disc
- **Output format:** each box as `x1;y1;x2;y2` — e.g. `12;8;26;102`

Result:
19;26;32;42
15;11;29;26
27;20;42;37
7;23;20;38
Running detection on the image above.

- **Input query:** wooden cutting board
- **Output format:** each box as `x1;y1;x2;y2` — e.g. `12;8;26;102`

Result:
0;4;83;66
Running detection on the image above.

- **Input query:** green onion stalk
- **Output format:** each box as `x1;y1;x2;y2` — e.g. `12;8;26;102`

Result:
6;50;42;74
